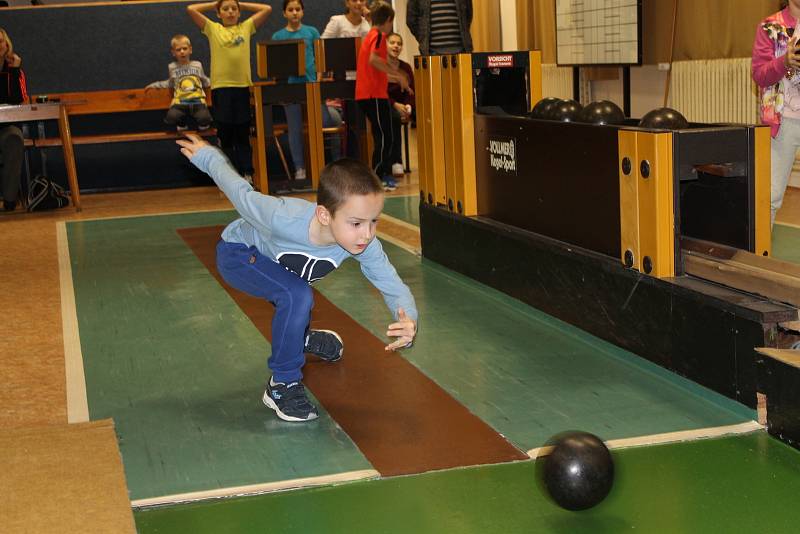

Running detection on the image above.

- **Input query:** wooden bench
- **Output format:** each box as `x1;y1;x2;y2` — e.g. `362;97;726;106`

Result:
33;88;216;147
30;88;215;209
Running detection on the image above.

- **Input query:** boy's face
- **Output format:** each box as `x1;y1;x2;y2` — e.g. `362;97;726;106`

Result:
378;17;394;34
284;1;304;25
171;40;193;64
217;0;241;26
323;192;384;255
387;35;402;58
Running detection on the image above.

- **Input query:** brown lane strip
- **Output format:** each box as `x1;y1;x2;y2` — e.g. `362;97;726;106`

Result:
178;226;527;477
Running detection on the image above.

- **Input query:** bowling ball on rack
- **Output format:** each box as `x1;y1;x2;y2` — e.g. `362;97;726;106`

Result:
638;107;689;130
529;97;564;120
577;100;626;125
551;99;583;122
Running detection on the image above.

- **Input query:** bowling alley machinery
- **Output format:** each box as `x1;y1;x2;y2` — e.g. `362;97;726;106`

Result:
414;49;800;449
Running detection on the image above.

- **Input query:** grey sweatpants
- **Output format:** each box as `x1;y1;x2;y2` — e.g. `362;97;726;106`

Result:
770;116;800;226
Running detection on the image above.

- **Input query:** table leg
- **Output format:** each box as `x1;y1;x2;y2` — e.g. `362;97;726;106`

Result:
57;105;81;211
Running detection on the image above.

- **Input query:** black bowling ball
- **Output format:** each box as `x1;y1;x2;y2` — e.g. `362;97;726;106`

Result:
529;97;563;120
552;99;583;122
638;107;689;130
578;100;626;125
543;431;614;511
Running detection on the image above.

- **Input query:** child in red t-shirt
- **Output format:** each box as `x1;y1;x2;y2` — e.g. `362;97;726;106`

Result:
354;1;411;191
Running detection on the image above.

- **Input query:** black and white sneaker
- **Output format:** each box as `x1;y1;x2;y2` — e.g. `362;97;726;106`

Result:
263;378;319;422
304;329;344;362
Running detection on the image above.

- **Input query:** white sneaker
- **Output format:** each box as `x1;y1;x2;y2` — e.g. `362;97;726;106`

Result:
391;163;404;177
294;168;306;181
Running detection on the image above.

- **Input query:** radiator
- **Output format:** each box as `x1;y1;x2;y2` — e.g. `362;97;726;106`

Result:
541;64;574;101
670;58;759;125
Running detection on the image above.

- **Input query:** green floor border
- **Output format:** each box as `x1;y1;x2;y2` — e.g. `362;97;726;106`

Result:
135;431;800;534
773;223;800;264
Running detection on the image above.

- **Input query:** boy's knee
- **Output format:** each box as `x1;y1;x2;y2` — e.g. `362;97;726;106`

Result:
276;279;314;314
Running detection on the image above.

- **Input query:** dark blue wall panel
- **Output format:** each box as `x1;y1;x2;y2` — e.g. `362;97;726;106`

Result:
4;1;342;94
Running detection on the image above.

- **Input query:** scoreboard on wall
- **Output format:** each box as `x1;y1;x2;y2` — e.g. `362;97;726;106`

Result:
555;0;642;66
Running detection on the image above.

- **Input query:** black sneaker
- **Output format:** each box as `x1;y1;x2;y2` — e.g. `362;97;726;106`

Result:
263;378;319;422
305;329;343;362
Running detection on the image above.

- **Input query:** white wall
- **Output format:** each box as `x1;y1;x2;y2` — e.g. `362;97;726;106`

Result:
499;0;517;51
586;65;668;119
392;0;420;64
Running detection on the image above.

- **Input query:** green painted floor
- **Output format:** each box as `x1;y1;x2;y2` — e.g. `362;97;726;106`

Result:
383;195;420;226
773;223;800;264
316;241;753;450
68;210;755;501
134;431;800;533
68;213;373;501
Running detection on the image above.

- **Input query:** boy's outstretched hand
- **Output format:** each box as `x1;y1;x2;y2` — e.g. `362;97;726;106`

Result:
176;133;210;160
385;307;416;351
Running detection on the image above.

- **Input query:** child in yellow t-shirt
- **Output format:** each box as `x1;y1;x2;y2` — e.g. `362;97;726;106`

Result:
187;0;272;179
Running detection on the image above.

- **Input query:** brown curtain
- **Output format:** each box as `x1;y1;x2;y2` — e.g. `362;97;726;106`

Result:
472;0;502;52
649;0;779;62
524;0;780;65
517;0;556;63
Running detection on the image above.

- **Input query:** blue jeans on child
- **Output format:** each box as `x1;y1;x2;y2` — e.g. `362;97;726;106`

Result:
284;104;343;173
216;240;312;383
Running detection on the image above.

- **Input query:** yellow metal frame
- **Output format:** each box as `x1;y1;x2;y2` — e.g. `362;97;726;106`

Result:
528;51;543;110
442;56;457;210
617;130;675;278
753;125;772;257
450;53;477;215
618;130;641;271
416;56;448;206
636;131;675;278
413;57;429;203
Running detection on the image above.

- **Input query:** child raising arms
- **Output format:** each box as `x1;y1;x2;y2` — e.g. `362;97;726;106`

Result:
177;133;418;422
187;0;272;178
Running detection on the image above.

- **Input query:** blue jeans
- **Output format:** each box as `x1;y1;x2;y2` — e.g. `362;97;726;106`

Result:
284;103;343;172
216;240;313;383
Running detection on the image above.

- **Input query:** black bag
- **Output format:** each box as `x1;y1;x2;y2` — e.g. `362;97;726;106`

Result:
27;175;70;212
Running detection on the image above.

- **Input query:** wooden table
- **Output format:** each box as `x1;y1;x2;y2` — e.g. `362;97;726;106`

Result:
0;102;81;211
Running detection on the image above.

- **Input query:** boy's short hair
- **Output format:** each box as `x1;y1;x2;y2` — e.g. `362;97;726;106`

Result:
387;32;403;43
370;1;394;26
171;34;191;49
318;158;383;215
283;0;303;10
215;0;239;11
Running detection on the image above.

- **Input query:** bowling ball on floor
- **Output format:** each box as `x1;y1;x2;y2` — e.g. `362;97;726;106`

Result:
529;97;563;120
638;107;689;130
578;100;626;125
543;431;614;511
552;99;583;122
